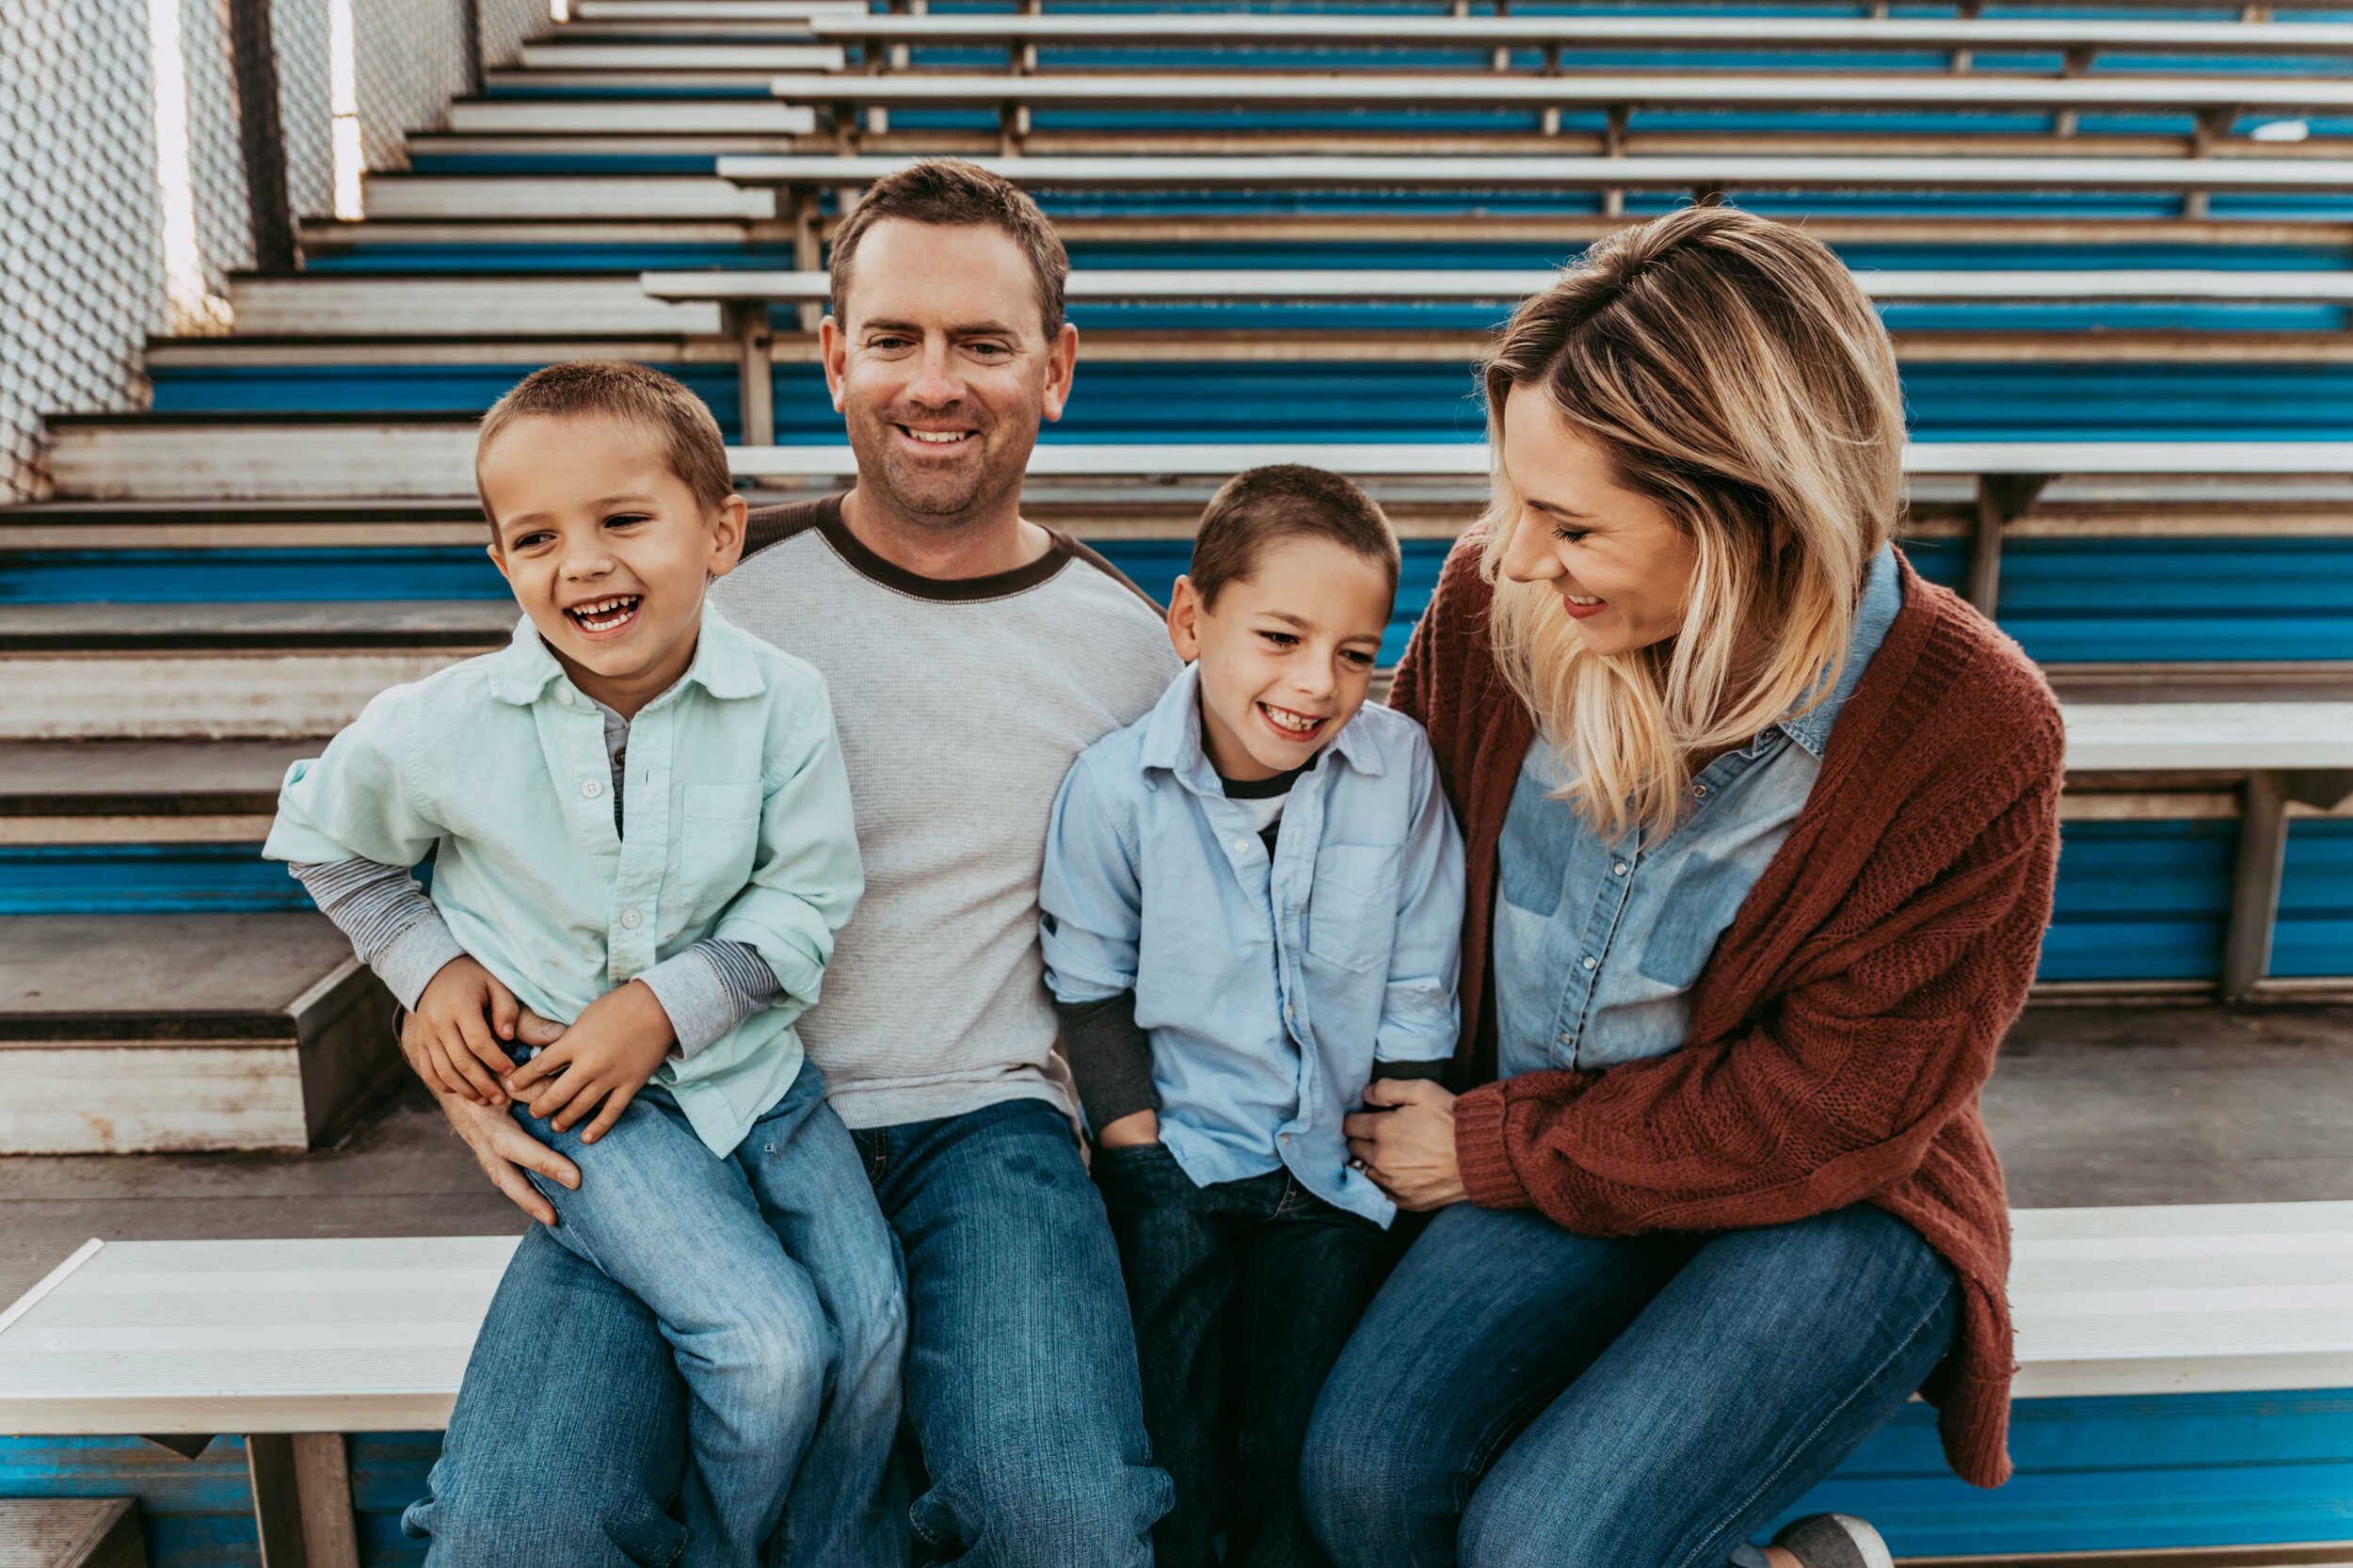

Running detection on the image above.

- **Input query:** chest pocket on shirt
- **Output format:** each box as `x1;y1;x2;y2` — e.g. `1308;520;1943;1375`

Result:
674;783;763;903
1306;843;1401;974
1636;850;1749;991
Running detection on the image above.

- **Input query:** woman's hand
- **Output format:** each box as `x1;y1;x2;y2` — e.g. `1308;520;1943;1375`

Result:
1343;1079;1468;1211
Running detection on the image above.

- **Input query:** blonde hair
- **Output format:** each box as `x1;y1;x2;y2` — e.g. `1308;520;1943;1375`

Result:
1481;203;1904;843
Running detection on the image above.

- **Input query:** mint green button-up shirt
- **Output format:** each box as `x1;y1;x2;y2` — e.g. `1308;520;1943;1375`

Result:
264;605;862;1157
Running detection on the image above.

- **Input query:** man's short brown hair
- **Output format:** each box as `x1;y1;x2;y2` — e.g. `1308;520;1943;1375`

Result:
476;360;733;532
1190;465;1401;610
828;159;1069;339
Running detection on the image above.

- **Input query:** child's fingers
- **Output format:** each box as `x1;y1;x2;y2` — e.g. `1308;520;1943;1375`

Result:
420;1031;479;1104
577;1081;636;1145
522;1059;589;1124
503;1040;565;1095
551;1077;611;1136
436;1030;506;1106
485;976;521;1044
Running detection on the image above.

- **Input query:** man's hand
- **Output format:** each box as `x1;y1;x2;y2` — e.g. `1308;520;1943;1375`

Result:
1095;1109;1160;1148
1343;1079;1468;1211
410;954;522;1106
406;1005;579;1224
502;980;675;1144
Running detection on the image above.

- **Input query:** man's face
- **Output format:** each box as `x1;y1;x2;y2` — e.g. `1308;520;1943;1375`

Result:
822;218;1078;529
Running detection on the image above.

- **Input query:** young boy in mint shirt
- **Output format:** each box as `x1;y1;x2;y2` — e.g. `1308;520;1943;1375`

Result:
264;361;904;1568
1039;465;1465;1568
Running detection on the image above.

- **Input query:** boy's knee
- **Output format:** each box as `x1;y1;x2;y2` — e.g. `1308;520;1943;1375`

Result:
410;1481;684;1568
703;1294;838;1419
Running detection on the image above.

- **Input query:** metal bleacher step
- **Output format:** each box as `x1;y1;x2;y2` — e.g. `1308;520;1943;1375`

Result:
0;1497;145;1568
0;913;399;1154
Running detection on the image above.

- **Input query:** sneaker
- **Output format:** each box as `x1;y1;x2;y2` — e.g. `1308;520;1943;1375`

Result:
1769;1513;1895;1568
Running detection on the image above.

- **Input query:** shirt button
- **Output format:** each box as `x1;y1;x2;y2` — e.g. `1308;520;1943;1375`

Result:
582;778;603;799
1693;783;1709;799
1581;955;1598;971
1232;837;1251;855
1612;861;1628;877
1558;1031;1575;1046
620;907;642;930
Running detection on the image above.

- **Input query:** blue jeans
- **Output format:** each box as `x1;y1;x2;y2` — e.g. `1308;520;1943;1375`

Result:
1095;1146;1395;1568
406;1092;1168;1568
1301;1201;1959;1568
406;1064;906;1568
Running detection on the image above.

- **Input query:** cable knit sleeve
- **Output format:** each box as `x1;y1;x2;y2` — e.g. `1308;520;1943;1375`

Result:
1453;655;2064;1237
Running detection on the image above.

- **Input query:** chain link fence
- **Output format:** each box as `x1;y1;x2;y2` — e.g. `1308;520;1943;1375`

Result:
1;0;552;503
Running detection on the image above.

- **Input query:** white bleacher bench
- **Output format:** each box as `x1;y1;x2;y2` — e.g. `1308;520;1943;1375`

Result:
801;12;2353;60
763;70;2353;118
5;1206;2352;1565
641;266;2353;446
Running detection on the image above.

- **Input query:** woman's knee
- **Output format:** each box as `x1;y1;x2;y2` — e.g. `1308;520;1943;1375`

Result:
1300;1392;1455;1566
912;1440;1167;1568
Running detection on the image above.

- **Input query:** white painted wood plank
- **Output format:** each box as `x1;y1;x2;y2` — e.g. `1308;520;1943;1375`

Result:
2014;1199;2353;1238
0;654;465;740
761;69;2353;112
49;423;479;502
716;152;2353;195
579;0;864;16
362;175;776;222
804;12;2353;52
520;41;844;69
443;99;815;136
2065;702;2353;772
646;265;2353;305
0;1047;310;1155
230;276;721;338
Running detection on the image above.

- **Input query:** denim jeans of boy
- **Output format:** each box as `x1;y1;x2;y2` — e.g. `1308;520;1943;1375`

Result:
405;1092;1168;1568
1301;1199;1959;1568
405;1064;906;1568
1096;1144;1396;1568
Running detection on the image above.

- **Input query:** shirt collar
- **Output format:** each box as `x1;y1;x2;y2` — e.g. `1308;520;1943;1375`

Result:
1137;663;1386;790
1776;542;1903;760
486;598;766;708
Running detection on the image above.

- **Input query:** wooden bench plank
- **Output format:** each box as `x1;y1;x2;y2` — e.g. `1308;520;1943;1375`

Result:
0;1497;144;1568
716;152;2353;197
761;70;2353;115
5;1206;2348;1432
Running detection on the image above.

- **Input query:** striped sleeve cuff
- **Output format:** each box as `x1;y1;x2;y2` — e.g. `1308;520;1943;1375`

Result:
640;940;780;1061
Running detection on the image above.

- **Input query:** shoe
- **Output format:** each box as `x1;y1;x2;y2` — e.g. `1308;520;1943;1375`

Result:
1769;1513;1895;1568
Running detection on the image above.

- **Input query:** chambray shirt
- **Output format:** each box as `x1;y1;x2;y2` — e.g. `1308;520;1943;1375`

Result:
1039;664;1465;1225
263;604;863;1157
1495;545;1903;1079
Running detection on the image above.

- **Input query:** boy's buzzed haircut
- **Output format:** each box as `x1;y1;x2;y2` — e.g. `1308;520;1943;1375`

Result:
1190;464;1401;610
477;360;733;528
828;159;1070;339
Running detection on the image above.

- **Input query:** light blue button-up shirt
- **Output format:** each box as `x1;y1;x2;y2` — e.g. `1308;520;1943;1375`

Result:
1495;544;1904;1079
1039;664;1465;1224
264;605;863;1157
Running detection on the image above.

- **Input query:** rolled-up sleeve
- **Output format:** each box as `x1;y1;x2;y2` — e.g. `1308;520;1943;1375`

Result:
1038;753;1143;1005
710;698;863;1022
1373;731;1465;1067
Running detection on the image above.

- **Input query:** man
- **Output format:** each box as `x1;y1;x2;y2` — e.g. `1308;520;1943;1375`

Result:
401;159;1180;1567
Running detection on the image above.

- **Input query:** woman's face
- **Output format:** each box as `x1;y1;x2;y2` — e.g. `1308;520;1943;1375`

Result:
1495;389;1700;658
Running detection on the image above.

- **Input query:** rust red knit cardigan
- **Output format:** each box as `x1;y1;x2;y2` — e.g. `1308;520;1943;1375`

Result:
1387;534;2065;1489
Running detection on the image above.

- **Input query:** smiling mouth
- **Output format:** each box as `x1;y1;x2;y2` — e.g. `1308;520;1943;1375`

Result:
566;595;642;636
897;424;974;449
1258;701;1329;740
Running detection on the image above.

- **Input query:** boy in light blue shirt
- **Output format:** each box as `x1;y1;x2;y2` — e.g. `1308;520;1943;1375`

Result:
1039;464;1465;1568
264;361;904;1568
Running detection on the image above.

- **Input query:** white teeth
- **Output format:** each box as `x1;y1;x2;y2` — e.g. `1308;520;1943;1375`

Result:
1261;704;1321;734
568;595;640;632
906;429;966;444
1567;594;1602;605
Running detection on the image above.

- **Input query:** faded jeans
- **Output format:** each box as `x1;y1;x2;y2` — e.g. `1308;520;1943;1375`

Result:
1301;1200;1959;1568
408;1064;905;1568
404;1092;1169;1568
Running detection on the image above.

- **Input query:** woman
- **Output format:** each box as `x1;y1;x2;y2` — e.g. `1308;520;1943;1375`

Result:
1302;203;2064;1568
